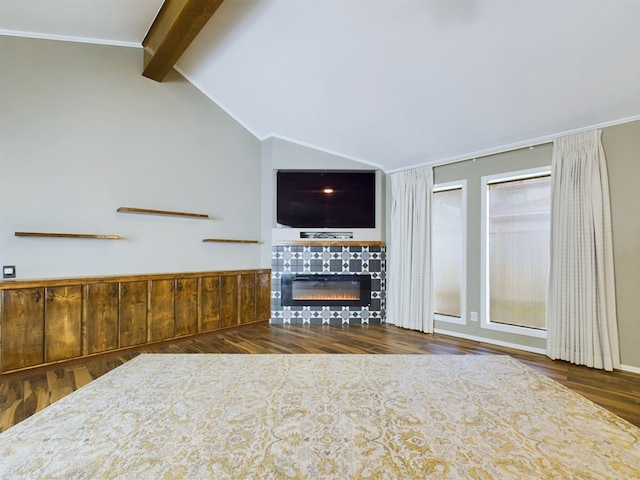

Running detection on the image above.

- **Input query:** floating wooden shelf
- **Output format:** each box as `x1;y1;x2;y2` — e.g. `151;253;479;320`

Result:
15;232;121;240
117;207;209;219
273;240;383;247
202;238;260;244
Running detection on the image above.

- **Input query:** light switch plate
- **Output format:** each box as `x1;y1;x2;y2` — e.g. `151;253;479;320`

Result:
3;265;16;279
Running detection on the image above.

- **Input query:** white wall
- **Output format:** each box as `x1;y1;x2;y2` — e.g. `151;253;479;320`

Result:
602;120;640;370
0;36;262;279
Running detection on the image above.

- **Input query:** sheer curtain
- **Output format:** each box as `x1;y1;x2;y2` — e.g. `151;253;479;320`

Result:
547;129;620;371
387;167;433;332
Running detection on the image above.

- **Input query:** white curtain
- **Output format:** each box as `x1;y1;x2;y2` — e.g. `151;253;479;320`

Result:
547;129;620;371
388;166;433;332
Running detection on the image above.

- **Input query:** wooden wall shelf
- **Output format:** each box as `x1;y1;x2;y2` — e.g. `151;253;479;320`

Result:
15;232;121;240
202;238;260;244
273;240;383;247
117;207;209;219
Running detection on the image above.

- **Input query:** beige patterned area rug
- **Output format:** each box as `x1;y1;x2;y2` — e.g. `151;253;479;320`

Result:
1;354;639;479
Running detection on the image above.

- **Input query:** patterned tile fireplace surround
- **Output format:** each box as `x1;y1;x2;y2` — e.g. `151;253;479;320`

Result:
271;243;386;325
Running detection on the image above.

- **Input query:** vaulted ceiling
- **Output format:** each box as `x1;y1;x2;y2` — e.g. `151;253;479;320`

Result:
2;0;639;172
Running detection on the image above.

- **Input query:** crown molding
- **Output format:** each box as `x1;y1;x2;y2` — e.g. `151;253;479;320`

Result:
387;114;640;174
0;29;141;48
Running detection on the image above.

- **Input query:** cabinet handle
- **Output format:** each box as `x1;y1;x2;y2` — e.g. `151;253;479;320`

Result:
48;289;55;302
112;286;117;297
122;285;128;297
170;282;174;293
177;281;183;291
34;290;41;303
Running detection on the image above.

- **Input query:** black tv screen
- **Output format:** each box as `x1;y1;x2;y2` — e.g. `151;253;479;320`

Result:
276;170;376;228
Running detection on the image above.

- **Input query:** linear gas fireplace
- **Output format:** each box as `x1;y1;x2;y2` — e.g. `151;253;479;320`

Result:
281;274;371;307
271;243;386;325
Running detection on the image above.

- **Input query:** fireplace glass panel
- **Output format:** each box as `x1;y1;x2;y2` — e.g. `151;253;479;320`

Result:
281;274;371;306
292;278;360;301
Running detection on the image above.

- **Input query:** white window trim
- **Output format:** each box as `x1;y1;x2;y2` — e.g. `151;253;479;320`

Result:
480;166;550;339
432;180;467;326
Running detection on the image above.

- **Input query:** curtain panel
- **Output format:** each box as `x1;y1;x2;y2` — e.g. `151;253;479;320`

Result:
547;129;620;371
388;167;433;332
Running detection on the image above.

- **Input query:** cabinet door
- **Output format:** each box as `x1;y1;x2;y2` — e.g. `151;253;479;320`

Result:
175;278;197;336
239;274;256;324
85;283;119;354
149;279;175;342
119;281;148;348
45;286;82;362
256;272;272;321
220;275;238;328
200;276;220;332
1;289;44;371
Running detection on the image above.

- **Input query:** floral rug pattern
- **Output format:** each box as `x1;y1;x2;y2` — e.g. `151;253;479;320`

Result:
1;354;639;479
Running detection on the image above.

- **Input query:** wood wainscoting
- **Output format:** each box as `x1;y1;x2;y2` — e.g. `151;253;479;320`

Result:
0;269;271;373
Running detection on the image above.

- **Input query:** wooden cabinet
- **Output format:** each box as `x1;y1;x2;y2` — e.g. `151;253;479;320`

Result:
1;286;83;370
239;274;257;325
45;286;82;362
0;269;270;373
175;278;197;337
256;272;272;322
220;275;238;328
85;283;119;354
239;272;272;324
119;281;148;348
150;277;200;340
1;289;45;371
149;279;175;342
201;273;272;330
200;276;220;332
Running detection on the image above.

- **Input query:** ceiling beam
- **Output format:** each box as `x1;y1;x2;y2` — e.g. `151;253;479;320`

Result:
142;0;224;82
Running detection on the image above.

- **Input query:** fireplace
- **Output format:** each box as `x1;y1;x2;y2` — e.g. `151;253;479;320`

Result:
271;244;385;325
281;274;371;307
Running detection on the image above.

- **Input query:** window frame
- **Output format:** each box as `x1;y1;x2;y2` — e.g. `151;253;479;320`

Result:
432;180;467;326
480;167;550;339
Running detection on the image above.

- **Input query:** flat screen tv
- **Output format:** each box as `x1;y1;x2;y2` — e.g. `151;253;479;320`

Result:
276;170;376;228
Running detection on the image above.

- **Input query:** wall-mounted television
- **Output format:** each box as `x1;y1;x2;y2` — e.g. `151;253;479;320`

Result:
276;170;376;229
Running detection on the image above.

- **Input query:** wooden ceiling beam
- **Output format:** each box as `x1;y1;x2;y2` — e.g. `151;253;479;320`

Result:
142;0;224;82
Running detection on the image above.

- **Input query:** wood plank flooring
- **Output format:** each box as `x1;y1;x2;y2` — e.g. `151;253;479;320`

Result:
1;323;639;433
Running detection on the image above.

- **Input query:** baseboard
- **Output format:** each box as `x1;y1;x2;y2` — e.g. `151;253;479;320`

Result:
433;328;547;355
618;364;640;374
435;328;640;374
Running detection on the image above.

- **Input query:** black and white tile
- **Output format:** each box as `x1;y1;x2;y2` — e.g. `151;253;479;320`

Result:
271;245;386;325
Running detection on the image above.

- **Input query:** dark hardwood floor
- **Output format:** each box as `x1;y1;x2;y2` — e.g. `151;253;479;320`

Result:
1;323;639;433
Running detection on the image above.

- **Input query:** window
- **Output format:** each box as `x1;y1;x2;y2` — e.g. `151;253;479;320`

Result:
481;168;550;337
432;182;466;324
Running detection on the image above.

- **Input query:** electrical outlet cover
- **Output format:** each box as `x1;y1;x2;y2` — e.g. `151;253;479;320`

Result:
3;265;16;279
